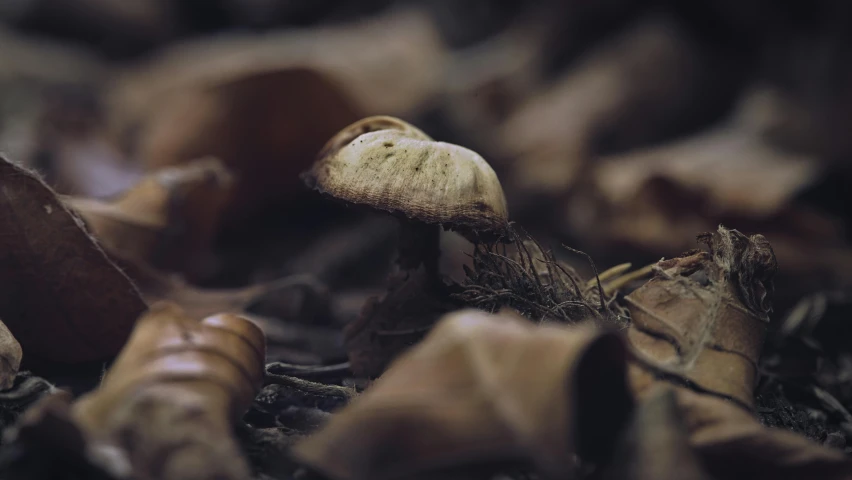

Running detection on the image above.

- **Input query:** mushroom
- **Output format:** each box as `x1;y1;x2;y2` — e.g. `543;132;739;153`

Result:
302;115;508;279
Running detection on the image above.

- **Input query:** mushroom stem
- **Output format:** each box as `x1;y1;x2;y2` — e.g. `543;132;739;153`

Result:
397;219;440;279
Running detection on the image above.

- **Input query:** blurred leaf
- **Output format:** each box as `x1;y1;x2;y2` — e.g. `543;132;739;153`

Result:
7;303;266;480
107;8;446;221
294;309;632;480
68;303;266;480
65;157;234;279
600;387;710;480
500;14;740;198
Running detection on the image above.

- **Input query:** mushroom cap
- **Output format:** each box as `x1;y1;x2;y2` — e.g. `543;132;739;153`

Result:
304;116;509;238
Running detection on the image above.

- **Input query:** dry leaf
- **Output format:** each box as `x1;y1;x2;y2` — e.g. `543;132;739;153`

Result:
626;225;776;408
564;88;852;294
619;226;852;478
69;302;266;480
600;387;710;480
114;253;327;321
0;155;146;367
0;319;23;390
64;157;234;278
676;387;852;480
293;309;632;480
500;14;739;197
108;8;445;219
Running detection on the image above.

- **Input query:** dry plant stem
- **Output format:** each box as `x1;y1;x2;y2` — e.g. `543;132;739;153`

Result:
263;371;357;400
71;302;266;480
266;361;351;380
591;263;633;285
600;263;655;296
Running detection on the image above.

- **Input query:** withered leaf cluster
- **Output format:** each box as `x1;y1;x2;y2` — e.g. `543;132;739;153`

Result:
1;3;852;480
291;228;852;480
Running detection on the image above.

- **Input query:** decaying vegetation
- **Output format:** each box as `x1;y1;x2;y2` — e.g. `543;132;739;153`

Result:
1;2;852;479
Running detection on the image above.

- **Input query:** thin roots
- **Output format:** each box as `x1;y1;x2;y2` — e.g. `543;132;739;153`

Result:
454;226;627;327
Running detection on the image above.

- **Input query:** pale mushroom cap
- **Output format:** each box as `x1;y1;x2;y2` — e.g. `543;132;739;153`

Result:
304;116;509;236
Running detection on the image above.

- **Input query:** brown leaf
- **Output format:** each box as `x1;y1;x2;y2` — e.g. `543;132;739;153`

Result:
564;88;851;295
293;309;632;480
621;227;852;478
675;387;852;480
600;387;711;480
0;318;22;390
0;155;146;367
108;8;445;220
70;302;266;480
115;253;327;321
64;157;234;278
500;14;739;197
626;225;776;408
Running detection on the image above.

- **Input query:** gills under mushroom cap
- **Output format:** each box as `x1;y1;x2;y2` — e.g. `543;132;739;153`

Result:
303;116;509;237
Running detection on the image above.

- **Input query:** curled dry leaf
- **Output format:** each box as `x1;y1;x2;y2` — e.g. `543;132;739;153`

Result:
676;387;852;480
565;88;852;293
69;302;266;480
108;8;445;219
600;387;710;480
500;14;740;197
626;225;776;408
622;226;852;478
0;319;22;390
64;157;234;277
0;155;146;367
293;309;632;480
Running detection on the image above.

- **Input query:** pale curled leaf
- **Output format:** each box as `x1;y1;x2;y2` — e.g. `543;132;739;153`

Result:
293;309;632;480
71;302;266;480
64;157;234;277
0;155;146;367
0;318;22;390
